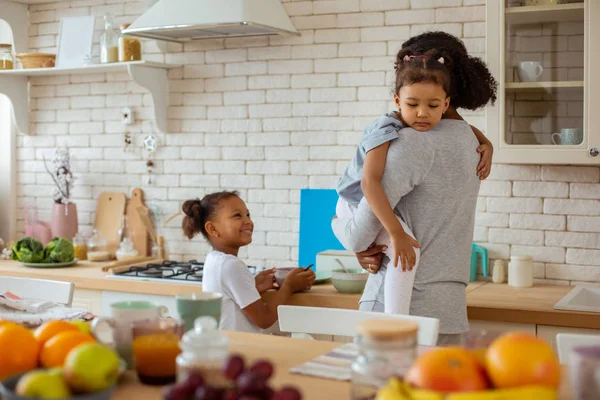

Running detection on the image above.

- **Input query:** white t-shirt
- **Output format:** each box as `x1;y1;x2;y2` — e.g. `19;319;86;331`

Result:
201;250;262;334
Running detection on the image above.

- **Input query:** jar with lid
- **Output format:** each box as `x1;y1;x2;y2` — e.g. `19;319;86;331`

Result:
0;44;14;70
351;319;418;400
87;229;110;261
176;316;230;387
100;14;119;63
118;24;142;62
73;233;88;260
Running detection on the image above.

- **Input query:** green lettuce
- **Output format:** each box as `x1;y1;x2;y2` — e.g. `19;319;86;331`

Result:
44;237;74;263
12;237;45;263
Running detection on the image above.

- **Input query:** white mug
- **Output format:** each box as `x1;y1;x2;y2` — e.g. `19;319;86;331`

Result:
508;256;533;288
92;300;169;368
517;61;544;82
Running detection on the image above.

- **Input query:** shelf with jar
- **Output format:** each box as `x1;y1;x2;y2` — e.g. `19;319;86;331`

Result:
0;4;178;135
485;0;600;164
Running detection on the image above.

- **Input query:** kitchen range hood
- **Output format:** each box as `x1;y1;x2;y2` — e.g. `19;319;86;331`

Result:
123;0;299;42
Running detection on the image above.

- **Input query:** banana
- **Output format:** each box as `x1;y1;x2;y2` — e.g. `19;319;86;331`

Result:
377;379;557;400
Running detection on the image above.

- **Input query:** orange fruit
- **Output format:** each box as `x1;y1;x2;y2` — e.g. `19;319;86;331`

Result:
34;320;79;347
40;330;95;368
405;347;489;392
0;324;38;380
0;320;19;329
485;332;560;389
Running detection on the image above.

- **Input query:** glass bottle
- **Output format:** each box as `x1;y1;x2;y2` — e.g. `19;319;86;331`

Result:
87;229;110;261
0;44;14;70
176;316;230;387
351;320;418;400
73;233;88;260
100;14;119;63
118;23;142;62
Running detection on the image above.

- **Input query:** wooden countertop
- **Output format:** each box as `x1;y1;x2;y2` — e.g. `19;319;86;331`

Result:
2;260;600;329
113;331;574;400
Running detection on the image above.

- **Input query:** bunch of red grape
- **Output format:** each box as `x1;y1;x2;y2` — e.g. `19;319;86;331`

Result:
163;354;302;400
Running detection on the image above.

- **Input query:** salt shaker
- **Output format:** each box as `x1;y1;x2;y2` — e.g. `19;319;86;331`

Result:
508;256;533;288
492;260;505;283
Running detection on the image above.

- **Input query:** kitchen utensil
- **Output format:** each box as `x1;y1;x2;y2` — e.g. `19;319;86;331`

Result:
163;211;182;227
125;188;150;257
470;243;489;282
136;206;157;243
20;258;79;268
176;292;223;332
335;258;349;273
508;255;534;288
552;128;583;145
331;269;368;294
23;205;52;246
517;61;544;82
92;300;168;368
16;52;55;69
101;256;154;272
304;263;314;271
94;192;126;258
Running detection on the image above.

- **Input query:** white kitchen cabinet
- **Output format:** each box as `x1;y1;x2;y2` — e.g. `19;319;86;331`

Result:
71;288;102;315
536;324;600;353
469;319;537;336
486;0;600;164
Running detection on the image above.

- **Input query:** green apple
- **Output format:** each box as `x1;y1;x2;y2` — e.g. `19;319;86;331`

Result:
69;320;91;335
63;343;120;393
16;369;71;399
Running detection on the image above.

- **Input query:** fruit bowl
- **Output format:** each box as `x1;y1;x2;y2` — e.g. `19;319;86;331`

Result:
0;373;115;400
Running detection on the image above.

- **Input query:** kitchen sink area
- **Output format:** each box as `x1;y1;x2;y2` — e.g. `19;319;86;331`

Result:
554;286;600;313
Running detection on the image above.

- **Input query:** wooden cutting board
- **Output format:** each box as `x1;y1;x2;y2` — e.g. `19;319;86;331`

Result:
94;192;127;257
125;188;150;257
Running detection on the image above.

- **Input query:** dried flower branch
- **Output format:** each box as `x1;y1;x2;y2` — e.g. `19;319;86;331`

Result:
43;146;76;204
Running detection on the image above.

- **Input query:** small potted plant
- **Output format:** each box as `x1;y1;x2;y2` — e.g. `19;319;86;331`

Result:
44;146;78;240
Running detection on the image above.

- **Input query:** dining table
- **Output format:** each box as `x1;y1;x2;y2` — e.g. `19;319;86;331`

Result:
113;331;575;400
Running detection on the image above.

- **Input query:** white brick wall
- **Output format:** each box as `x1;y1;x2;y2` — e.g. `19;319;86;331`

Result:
14;0;600;285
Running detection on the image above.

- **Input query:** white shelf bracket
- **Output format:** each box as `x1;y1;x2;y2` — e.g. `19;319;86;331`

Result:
127;64;168;133
0;75;28;135
0;0;29;54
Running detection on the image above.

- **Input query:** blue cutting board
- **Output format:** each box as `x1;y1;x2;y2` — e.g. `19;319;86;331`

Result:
298;189;345;268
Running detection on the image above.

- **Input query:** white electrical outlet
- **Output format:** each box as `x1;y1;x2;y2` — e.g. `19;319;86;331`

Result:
121;107;134;125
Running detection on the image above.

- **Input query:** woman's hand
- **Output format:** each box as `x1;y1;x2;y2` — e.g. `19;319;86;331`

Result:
255;268;276;293
355;244;387;274
476;143;493;180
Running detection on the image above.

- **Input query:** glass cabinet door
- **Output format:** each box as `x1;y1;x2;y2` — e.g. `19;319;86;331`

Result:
504;0;585;146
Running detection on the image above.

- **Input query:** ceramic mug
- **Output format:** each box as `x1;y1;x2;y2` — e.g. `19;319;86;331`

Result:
517;61;544;82
552;128;583;145
91;301;169;368
176;291;223;332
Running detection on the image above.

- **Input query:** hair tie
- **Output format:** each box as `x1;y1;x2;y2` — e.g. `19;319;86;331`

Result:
438;57;445;64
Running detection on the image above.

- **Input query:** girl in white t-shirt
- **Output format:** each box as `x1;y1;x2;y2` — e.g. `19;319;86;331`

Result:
182;191;315;333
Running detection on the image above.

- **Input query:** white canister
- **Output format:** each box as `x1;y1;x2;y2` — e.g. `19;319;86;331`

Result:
492;260;506;284
508;256;533;288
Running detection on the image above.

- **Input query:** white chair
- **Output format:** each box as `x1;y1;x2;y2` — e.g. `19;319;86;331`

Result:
278;305;440;346
2;277;74;306
556;333;600;365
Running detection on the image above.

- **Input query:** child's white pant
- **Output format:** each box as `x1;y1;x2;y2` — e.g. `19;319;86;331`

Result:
335;197;420;315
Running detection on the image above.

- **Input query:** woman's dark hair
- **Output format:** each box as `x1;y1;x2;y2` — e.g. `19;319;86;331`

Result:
182;190;240;240
402;31;498;110
394;48;452;98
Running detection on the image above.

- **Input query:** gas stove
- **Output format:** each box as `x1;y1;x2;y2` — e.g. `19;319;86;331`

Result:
107;260;262;284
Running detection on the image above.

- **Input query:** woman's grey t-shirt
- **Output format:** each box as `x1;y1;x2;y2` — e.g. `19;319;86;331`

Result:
331;119;481;334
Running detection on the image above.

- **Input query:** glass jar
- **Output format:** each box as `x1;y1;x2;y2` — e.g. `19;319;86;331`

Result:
0;44;14;70
87;229;110;261
118;24;142;62
351;320;418;400
73;233;88;260
176;316;230;387
100;14;119;63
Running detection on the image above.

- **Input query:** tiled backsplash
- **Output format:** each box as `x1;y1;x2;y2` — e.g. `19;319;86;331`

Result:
12;0;600;284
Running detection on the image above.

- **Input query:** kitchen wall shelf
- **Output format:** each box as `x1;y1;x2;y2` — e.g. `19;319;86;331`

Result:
505;81;584;91
0;61;180;135
506;3;585;24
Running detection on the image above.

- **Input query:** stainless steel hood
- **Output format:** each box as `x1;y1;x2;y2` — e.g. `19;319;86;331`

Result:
123;0;299;42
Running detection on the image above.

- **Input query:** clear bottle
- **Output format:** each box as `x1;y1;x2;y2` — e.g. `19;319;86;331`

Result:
351;320;418;400
118;23;142;62
73;233;88;260
100;14;119;63
0;44;14;70
87;229;110;261
176;316;230;387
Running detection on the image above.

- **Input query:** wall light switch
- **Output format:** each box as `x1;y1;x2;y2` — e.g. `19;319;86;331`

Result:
121;107;134;125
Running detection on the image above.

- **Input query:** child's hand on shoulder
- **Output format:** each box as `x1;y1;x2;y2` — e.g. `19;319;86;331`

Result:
391;231;421;272
255;268;276;293
476;143;493;180
283;268;316;293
